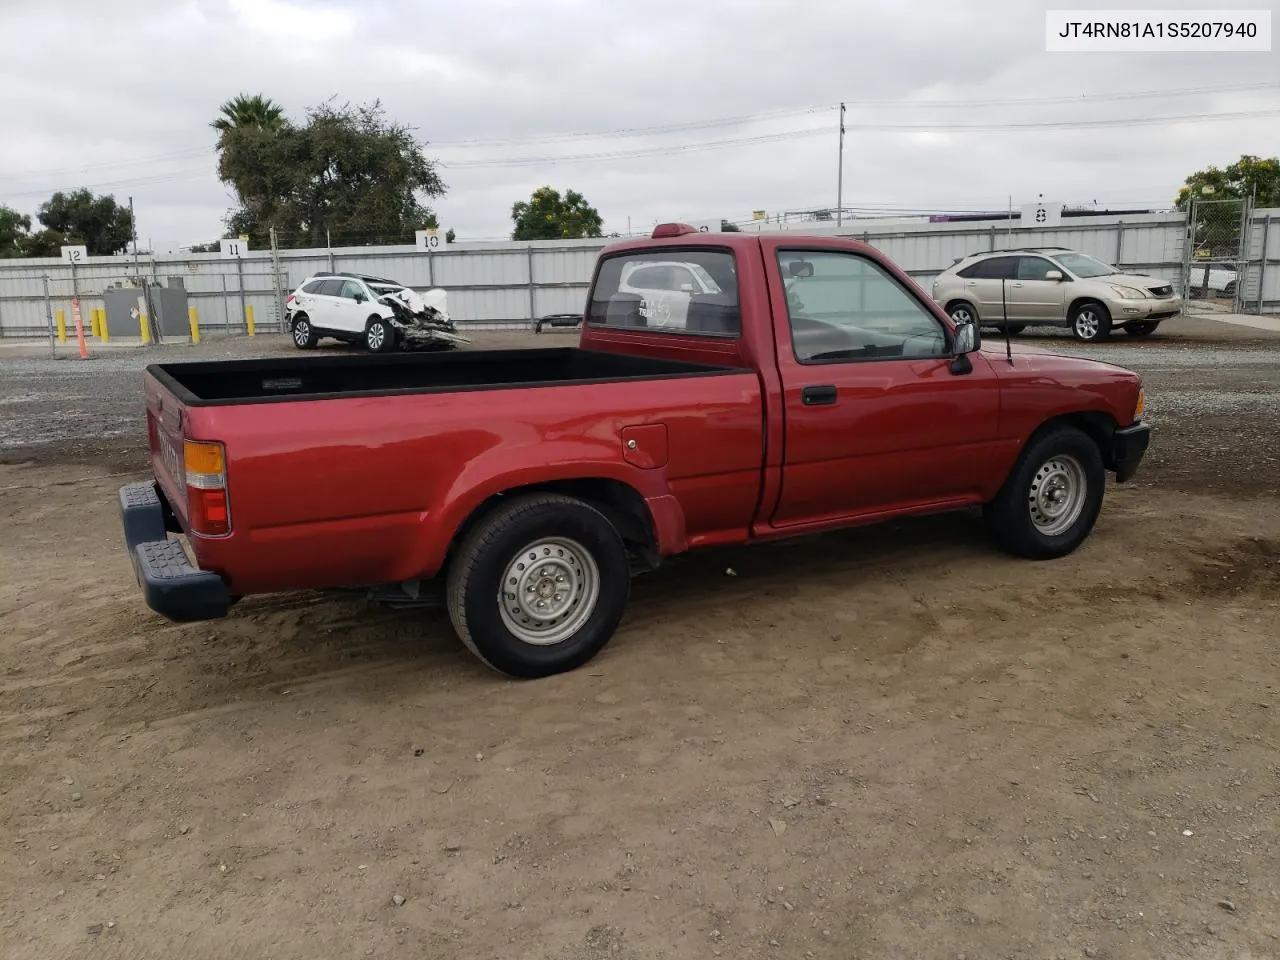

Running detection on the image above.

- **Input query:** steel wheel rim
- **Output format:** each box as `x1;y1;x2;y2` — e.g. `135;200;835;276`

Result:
951;306;973;325
293;320;309;345
1028;454;1087;536
368;323;385;350
498;537;600;645
1075;310;1099;339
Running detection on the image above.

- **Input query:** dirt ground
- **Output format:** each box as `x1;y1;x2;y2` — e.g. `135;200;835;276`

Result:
2;321;1280;960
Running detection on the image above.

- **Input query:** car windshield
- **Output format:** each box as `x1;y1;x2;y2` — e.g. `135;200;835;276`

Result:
1053;252;1117;278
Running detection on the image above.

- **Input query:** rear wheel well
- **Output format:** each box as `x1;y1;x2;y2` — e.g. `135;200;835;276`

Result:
445;479;659;575
1029;412;1118;471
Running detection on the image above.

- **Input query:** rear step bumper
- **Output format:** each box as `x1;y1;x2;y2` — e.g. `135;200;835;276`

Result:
118;481;232;622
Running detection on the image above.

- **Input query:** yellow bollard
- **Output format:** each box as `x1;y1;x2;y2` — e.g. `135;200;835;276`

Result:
245;304;255;337
140;313;151;345
189;306;201;343
100;309;110;343
56;309;67;343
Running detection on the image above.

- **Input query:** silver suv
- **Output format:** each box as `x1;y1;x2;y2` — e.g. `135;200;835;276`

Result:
930;247;1182;342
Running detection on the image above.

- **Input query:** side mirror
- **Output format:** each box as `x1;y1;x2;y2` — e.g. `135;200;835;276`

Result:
950;320;980;375
353;291;367;303
953;319;980;354
787;260;814;279
1044;270;1063;281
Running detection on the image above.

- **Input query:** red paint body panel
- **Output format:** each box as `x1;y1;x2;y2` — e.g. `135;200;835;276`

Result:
174;372;763;595
143;232;1145;600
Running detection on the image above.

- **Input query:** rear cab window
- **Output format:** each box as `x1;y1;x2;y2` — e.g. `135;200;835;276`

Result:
588;249;741;337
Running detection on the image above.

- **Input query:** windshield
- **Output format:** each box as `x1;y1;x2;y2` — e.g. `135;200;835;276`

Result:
1053;252;1118;278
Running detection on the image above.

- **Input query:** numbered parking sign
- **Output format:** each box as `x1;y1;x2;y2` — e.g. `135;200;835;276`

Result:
220;238;248;258
415;229;449;252
60;245;88;264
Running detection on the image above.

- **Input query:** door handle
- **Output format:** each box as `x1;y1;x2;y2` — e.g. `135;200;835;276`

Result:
1010;282;1024;288
802;384;838;406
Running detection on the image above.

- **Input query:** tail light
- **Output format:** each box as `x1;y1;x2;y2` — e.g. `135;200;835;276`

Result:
183;439;231;536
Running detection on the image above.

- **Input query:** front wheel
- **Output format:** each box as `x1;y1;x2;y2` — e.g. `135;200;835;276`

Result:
446;494;631;678
1070;302;1112;342
365;317;396;353
984;425;1106;560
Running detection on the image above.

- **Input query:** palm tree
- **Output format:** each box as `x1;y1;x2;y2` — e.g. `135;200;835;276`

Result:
211;94;287;136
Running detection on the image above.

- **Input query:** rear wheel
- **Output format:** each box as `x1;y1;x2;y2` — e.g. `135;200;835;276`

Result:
1070;301;1112;342
291;314;318;349
445;494;631;678
1126;321;1160;337
365;316;396;353
984;424;1106;560
947;301;977;327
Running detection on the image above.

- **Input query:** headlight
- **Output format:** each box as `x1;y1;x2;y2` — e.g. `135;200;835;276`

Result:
1110;285;1148;299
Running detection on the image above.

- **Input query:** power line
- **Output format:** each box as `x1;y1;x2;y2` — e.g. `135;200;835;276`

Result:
437;107;1280;169
429;80;1279;149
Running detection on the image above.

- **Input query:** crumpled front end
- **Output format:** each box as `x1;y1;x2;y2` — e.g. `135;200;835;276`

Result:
378;287;471;350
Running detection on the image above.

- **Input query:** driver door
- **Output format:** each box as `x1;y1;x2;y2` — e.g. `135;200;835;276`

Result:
331;279;369;334
766;246;1003;527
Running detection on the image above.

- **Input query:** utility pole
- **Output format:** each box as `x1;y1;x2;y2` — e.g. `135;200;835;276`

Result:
836;102;846;228
129;195;140;282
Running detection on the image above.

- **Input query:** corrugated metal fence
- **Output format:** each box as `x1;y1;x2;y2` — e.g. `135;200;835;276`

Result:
1;209;1275;339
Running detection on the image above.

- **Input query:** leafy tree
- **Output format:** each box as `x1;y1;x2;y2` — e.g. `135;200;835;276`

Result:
212;93;287;137
35;189;134;255
1176;154;1280;254
446;228;456;244
720;220;741;232
215;97;446;249
511;186;603;241
1175;154;1280;209
0;205;31;257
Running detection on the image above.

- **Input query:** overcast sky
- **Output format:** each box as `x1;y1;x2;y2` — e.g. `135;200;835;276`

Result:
0;0;1276;247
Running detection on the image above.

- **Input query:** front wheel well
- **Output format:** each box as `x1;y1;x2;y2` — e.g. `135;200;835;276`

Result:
1028;412;1119;471
444;478;660;575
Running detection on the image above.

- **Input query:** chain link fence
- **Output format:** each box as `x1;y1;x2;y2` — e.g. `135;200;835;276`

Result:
1182;197;1252;315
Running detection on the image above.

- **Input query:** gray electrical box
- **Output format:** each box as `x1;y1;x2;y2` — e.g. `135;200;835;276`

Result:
101;284;190;340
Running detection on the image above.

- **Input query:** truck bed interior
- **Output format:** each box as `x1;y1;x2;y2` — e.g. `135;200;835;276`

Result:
150;347;741;406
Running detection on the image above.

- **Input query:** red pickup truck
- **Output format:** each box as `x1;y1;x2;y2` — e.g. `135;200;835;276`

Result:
119;225;1149;678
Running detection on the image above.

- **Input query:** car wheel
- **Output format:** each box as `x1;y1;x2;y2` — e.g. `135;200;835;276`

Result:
1070;301;1112;342
947;301;978;327
984;424;1106;560
446;493;631;679
365;317;396;353
1126;321;1160;337
291;314;318;349
1223;280;1237;298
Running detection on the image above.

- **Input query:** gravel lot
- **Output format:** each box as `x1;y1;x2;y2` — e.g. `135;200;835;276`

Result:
2;317;1279;960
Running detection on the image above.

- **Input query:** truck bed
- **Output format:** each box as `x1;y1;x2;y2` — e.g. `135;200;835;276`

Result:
149;347;740;406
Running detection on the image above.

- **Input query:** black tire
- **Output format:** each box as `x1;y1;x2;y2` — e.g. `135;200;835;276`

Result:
291;314;318;349
983;424;1106;560
1069;301;1112;342
1126;321;1160;337
365;316;396;353
947;301;978;327
445;494;631;678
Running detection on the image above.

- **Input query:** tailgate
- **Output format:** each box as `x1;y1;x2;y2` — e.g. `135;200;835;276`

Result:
144;371;190;527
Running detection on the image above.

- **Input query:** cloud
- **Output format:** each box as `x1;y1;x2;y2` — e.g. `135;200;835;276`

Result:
0;0;1274;245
